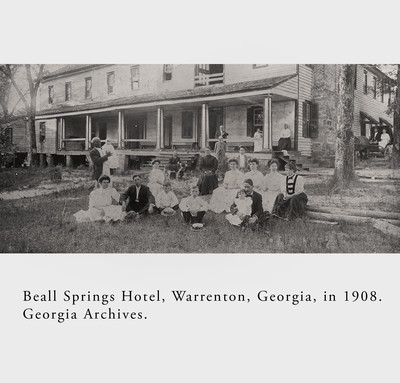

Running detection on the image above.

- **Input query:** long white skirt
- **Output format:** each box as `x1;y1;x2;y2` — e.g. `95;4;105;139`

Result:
209;187;239;214
226;213;242;226
74;206;125;223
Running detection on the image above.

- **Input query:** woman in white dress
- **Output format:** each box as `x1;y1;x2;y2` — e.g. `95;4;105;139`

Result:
242;158;264;191
253;128;263;152
378;128;391;150
147;160;165;198
102;138;119;174
259;159;285;212
74;175;125;223
209;159;243;214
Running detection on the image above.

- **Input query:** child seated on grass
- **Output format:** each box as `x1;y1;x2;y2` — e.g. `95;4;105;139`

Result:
225;189;252;226
179;185;209;225
155;182;179;214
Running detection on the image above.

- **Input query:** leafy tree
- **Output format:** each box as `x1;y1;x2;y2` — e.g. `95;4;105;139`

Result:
0;64;45;166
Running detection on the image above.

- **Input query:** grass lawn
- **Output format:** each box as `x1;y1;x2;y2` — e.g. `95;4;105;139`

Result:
1;178;399;253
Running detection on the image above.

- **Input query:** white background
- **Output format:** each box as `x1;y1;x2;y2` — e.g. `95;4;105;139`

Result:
1;1;400;382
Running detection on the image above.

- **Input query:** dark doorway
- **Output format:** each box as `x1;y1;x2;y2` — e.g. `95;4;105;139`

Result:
209;107;224;149
125;114;146;149
98;122;107;141
164;115;172;149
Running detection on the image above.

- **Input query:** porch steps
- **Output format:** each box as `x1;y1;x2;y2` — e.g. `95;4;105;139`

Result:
272;150;312;172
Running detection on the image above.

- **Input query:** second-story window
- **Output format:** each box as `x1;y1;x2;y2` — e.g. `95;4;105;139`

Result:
65;82;72;101
85;77;92;99
163;64;173;81
107;72;115;94
48;86;54;104
131;66;140;90
373;77;377;99
363;70;368;95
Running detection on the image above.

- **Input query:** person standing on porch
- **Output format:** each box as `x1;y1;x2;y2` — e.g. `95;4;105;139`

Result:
378;128;390;150
277;124;291;151
214;136;227;177
197;147;218;195
253;128;263;152
236;146;249;172
215;125;229;140
89;137;112;183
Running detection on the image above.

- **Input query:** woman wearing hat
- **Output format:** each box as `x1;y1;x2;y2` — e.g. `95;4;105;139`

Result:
259;159;285;212
209;158;243;213
272;162;308;220
197;147;219;195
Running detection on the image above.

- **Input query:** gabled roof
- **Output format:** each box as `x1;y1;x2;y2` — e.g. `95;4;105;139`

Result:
36;73;297;116
42;64;112;81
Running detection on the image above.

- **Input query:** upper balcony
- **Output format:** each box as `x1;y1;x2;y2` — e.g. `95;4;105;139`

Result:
194;64;224;87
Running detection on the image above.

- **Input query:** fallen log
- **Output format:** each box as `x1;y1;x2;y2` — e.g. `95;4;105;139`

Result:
305;211;400;226
306;204;400;220
372;219;400;238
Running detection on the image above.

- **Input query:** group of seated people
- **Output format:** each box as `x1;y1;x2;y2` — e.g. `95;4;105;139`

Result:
74;153;308;230
370;127;391;151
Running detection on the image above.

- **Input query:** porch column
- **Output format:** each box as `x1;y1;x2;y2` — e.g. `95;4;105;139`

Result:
156;107;164;150
201;103;209;149
85;115;91;150
262;94;273;150
59;118;65;150
118;111;124;149
120;111;125;149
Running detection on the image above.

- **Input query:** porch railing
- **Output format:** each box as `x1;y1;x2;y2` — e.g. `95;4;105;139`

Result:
194;72;224;87
61;138;85;151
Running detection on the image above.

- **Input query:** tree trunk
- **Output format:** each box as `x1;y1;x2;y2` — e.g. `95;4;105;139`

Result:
392;64;400;168
332;64;356;188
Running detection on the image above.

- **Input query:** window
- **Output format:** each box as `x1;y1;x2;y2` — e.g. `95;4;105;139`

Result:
388;85;391;106
253;64;268;69
39;122;46;143
131;66;140;90
373;77;377;99
163;64;173;81
85;77;92;99
48;86;54;104
363;70;368;95
253;107;264;126
381;81;385;103
65;82;71;101
302;101;319;138
181;111;193;139
107;72;115;94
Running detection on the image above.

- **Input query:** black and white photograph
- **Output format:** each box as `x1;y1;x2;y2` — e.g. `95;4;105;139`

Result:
1;2;400;383
1;63;399;253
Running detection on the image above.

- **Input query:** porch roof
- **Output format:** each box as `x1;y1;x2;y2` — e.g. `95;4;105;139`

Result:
360;111;379;124
36;73;297;117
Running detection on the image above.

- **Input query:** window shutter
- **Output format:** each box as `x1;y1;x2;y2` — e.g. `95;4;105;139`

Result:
247;107;254;137
302;101;310;138
310;103;319;138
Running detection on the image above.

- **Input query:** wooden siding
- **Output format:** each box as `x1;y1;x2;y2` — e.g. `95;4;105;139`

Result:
353;64;393;136
35;118;57;154
297;65;313;156
12;121;27;151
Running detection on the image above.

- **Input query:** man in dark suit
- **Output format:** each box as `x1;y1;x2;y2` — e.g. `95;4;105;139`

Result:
369;127;380;143
120;174;155;218
230;178;263;230
89;137;112;181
